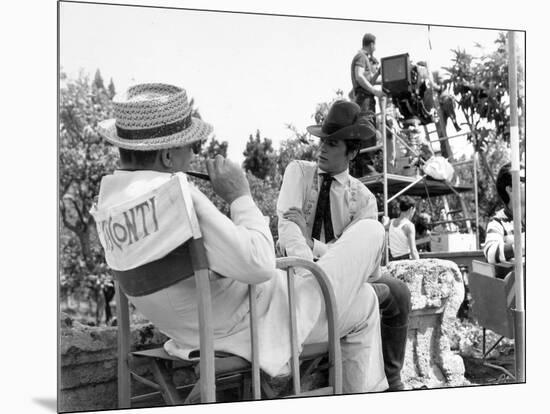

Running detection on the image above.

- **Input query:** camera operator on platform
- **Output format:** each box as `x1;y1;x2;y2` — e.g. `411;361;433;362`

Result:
350;33;386;124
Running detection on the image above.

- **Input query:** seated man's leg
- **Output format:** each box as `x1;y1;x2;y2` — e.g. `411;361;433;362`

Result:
316;219;385;307
373;273;411;391
305;219;388;392
305;283;388;393
340;283;388;392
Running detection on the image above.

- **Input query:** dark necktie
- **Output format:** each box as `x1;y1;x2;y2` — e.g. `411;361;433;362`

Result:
311;173;335;243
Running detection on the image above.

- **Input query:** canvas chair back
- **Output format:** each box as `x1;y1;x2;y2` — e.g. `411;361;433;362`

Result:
92;173;216;404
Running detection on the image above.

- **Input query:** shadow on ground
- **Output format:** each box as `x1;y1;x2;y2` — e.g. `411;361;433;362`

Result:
32;398;57;412
463;352;516;385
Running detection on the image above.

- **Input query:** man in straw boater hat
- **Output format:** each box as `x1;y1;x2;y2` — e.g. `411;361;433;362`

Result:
92;83;388;394
277;100;411;391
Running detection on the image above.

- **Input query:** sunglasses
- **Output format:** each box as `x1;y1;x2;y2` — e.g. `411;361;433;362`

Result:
192;140;203;155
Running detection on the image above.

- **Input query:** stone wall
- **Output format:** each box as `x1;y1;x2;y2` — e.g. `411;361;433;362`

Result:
59;313;167;412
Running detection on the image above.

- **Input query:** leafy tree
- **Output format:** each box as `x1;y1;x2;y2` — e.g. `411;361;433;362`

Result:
203;136;228;158
247;172;281;239
442;32;525;183
277;124;318;176
93;69;105;90
107;78;116;99
60;69;119;325
434;32;525;245
242;130;277;179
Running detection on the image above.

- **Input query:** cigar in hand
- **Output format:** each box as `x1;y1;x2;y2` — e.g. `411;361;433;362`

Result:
186;171;210;181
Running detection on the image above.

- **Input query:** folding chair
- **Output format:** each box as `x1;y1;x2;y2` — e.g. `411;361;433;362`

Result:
468;260;516;380
107;174;342;408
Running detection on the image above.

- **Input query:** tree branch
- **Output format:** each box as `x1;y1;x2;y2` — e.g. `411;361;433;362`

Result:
60;201;79;234
61;180;73;198
67;196;86;230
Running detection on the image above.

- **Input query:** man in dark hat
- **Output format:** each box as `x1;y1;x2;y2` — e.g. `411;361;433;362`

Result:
277;100;411;391
351;33;385;123
483;162;526;264
92;83;388;394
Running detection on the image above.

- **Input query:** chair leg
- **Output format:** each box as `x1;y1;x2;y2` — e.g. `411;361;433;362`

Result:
118;357;132;409
149;359;183;405
184;382;202;404
242;376;252;400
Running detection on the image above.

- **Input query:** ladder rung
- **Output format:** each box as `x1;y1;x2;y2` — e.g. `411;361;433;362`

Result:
359;144;383;154
452;160;474;167
432;217;475;226
360;173;384;181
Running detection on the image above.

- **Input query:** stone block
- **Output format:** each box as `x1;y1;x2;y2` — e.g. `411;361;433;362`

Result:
59;313;170;412
382;258;468;389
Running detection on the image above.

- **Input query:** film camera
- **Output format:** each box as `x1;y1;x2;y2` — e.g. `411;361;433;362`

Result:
381;53;434;125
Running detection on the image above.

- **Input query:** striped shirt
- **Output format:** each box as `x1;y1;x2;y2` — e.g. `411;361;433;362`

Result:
483;208;524;264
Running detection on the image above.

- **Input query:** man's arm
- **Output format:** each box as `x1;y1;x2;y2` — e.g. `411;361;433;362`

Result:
277;161;315;261
354;64;384;98
190;156;277;284
403;222;420;260
483;218;514;264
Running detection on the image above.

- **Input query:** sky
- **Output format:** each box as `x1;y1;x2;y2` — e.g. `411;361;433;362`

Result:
58;1;522;162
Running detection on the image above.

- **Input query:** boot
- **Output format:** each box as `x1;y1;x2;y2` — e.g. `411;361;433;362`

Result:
380;323;408;391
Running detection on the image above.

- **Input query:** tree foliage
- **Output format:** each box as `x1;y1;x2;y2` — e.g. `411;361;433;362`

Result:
59;69;119;324
443;33;525;159
203;136;228;158
107;78;116;99
242;130;277;179
440;32;525;236
277;126;318;176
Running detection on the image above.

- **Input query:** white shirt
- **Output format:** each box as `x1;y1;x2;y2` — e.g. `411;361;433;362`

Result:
388;219;411;257
277;160;378;261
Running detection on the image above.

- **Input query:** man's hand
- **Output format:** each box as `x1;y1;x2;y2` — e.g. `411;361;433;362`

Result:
206;155;251;205
373;86;385;98
283;207;308;236
283;207;314;248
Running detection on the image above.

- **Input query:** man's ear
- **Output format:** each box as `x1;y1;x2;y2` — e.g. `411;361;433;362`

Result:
506;185;513;196
160;149;172;169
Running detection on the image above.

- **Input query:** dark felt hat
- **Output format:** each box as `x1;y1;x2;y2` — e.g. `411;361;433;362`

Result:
306;100;378;141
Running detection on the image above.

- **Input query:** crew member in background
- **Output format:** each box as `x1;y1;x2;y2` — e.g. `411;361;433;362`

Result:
349;32;395;175
387;196;420;261
277;100;411;391
350;32;385;124
483;162;525;264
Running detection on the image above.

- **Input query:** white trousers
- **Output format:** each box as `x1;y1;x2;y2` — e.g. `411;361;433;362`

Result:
304;219;388;393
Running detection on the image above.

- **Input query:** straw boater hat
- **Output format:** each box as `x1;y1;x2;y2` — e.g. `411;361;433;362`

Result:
306;100;378;143
97;83;213;150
